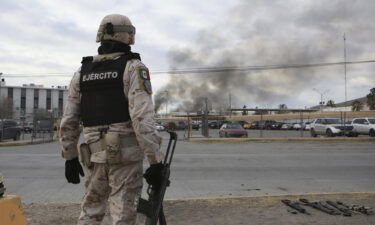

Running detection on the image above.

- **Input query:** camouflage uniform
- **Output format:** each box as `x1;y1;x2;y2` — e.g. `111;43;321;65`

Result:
60;53;163;225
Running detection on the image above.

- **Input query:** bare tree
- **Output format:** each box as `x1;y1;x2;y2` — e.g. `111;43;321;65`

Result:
277;104;288;114
326;100;336;107
0;97;13;119
367;87;375;110
351;100;364;112
33;108;53;120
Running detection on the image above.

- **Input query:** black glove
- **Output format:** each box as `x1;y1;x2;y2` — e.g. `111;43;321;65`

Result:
65;158;84;184
144;163;164;186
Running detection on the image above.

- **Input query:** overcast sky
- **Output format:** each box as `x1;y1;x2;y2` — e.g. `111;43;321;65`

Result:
1;0;374;111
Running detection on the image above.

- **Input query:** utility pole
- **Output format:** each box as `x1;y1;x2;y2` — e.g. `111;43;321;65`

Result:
343;33;348;135
313;88;329;113
343;33;348;110
202;98;209;137
229;93;232;117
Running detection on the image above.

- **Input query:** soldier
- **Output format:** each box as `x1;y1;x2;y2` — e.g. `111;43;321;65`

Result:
60;14;164;225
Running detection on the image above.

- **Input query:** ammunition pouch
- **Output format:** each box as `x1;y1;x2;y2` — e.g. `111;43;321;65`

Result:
88;133;139;164
78;143;93;169
105;132;122;164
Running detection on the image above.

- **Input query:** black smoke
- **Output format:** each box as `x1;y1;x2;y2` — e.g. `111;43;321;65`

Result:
154;0;375;113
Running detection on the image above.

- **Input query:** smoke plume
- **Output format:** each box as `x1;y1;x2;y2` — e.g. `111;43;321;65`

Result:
154;0;375;113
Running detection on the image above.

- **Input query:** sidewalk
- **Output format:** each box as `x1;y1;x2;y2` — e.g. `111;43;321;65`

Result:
0;137;57;147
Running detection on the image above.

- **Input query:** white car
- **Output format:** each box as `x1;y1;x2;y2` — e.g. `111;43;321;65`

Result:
310;118;356;137
351;117;375;137
292;123;302;130
155;124;165;131
304;122;311;130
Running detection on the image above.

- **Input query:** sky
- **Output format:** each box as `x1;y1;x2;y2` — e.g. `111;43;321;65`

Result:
1;0;374;112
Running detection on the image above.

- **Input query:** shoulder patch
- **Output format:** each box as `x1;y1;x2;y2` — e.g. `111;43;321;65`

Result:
138;68;150;80
138;68;152;94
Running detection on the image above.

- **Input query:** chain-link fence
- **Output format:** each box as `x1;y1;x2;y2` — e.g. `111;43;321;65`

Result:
0;116;57;143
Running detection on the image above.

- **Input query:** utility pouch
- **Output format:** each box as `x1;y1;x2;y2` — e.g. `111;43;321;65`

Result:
78;143;93;169
104;132;122;164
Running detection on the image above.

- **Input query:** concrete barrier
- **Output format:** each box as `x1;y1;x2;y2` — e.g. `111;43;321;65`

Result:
0;195;27;225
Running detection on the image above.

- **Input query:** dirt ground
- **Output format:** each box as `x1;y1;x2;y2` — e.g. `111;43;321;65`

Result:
23;192;375;225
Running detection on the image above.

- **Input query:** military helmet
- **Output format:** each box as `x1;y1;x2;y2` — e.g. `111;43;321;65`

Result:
96;14;136;45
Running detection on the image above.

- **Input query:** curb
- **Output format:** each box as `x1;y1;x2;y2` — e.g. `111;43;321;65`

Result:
187;137;375;143
0;138;57;147
165;191;375;205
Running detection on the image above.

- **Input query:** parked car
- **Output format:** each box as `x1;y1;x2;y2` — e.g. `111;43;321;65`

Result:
250;121;260;129
164;122;177;130
176;121;187;130
258;120;277;129
243;121;252;129
208;121;220;129
292;123;302;130
191;121;200;130
237;121;249;128
219;123;248;138
22;122;34;133
155;123;165;131
351;117;375;137
0;119;22;141
310;118;356;137
304;122;311;130
280;123;293;130
271;122;284;130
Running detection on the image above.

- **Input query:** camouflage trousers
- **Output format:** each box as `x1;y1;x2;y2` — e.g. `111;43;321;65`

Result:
78;161;143;225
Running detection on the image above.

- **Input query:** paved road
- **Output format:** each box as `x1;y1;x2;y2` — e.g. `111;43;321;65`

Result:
0;135;374;203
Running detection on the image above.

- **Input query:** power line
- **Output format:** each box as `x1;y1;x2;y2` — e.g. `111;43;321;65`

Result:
2;59;375;78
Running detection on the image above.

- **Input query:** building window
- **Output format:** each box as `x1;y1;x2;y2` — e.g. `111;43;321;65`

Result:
58;90;64;117
46;89;51;110
7;88;13;99
34;89;39;109
21;88;26;110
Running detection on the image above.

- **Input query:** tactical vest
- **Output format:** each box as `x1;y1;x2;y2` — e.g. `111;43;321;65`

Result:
79;53;141;127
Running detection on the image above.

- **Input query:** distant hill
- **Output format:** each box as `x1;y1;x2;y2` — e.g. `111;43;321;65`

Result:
310;96;368;110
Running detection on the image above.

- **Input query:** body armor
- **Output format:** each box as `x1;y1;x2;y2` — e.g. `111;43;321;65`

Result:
79;53;140;126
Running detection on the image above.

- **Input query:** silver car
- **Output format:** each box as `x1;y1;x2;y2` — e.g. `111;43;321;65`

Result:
310;118;356;137
351;117;375;137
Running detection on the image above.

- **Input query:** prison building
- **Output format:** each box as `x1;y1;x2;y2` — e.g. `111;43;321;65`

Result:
0;81;68;121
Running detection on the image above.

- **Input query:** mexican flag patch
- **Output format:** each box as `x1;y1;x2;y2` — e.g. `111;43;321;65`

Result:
138;68;152;94
139;68;150;80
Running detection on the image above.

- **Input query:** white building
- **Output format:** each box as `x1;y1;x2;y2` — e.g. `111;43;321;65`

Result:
0;80;68;122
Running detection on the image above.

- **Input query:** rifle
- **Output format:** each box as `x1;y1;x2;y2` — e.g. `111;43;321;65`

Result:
281;199;311;215
137;131;178;225
299;198;340;215
326;200;352;216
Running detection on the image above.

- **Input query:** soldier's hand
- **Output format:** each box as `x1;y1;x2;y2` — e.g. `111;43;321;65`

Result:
65;158;85;184
144;163;164;187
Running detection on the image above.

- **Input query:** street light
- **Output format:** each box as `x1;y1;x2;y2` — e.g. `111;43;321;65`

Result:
313;88;330;112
